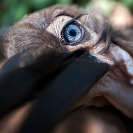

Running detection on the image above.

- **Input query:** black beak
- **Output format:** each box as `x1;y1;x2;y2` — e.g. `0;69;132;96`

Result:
0;48;110;133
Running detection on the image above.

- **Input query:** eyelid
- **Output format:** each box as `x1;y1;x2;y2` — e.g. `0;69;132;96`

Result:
53;13;75;20
46;15;99;47
46;16;76;39
61;19;99;47
47;15;89;45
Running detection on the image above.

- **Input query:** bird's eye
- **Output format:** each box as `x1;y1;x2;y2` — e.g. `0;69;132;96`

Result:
63;23;82;43
46;16;97;47
61;21;83;45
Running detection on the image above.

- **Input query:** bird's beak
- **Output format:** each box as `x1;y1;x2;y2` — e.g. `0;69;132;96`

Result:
0;48;110;133
20;49;110;133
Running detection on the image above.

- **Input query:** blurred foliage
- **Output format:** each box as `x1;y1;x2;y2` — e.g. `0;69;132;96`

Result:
0;0;133;29
120;0;133;8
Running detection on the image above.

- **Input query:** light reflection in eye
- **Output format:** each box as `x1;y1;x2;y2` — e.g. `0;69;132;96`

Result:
46;15;99;47
63;23;82;43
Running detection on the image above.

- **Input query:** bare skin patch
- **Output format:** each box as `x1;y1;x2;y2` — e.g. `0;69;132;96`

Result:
46;16;72;38
109;43;133;84
46;15;99;51
75;43;133;119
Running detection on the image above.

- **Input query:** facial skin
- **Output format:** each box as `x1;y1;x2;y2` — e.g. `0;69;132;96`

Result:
1;5;133;133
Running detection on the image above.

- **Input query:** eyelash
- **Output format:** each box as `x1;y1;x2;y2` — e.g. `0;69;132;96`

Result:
46;11;111;56
60;16;94;47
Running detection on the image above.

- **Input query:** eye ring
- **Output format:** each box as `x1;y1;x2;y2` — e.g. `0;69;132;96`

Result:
61;21;84;45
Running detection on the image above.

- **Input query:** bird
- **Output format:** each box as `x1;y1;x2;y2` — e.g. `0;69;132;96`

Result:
1;4;133;133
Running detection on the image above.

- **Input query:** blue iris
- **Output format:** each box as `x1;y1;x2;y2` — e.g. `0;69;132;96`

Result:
64;23;82;43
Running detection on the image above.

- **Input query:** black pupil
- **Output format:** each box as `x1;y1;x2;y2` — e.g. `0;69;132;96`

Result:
69;29;76;37
62;22;82;43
